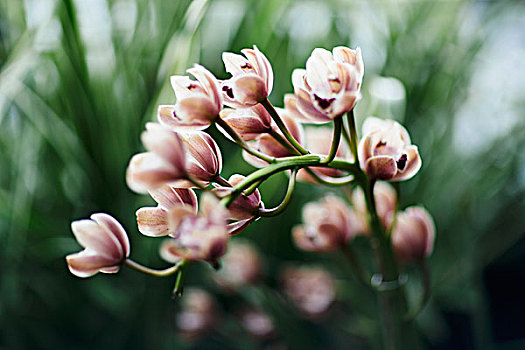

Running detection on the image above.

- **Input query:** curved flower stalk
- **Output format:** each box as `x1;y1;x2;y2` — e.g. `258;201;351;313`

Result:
292;46;363;123
292;195;366;252
391;206;435;263
221;45;273;108
359;117;422;181
212;174;263;235
242;110;304;168
66;214;130;278
296;126;354;183
158;64;222;131
280;265;336;319
136;186;198;237
213;239;263;290
352;181;397;230
160;194;229;266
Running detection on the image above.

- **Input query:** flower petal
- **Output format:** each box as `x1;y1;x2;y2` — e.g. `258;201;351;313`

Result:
157;105;209;131
90;213;130;257
365;156;398;180
66;249;118;278
136;207;170;237
70;219;121;260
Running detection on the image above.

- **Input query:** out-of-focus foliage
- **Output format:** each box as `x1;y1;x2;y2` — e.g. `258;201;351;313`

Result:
0;0;524;349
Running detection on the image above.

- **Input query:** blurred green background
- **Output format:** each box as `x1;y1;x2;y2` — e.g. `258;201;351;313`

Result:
1;0;524;349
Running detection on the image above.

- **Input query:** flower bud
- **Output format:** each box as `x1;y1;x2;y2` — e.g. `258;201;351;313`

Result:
181;131;222;183
126;123;187;192
352;181;397;230
213;239;263;290
292;195;366;252
160;194;229;264
136;186;197;237
66;213;130;278
159;64;222;130
359;117;422;181
280;265;336;319
292;46;363;123
221;45;273;107
176;288;217;340
391;206;435;263
218;104;272;141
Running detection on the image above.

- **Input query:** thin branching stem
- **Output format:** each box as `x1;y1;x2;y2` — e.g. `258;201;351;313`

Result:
259;169;297;217
321;116;343;164
125;259;184;277
216;117;275;163
260;98;309;155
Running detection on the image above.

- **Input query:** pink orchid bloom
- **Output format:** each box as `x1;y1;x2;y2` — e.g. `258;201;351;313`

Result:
181;130;223;184
213;239;263;290
221;45;274;107
66;214;130;278
159;194;228;264
158;64;222;131
175;288;218;340
359;117;422;181
218;104;272;141
212;174;263;235
391;206;435;263
292;196;366;252
292;46;363;123
280;265;336;319
136;186;198;237
126;123;187;192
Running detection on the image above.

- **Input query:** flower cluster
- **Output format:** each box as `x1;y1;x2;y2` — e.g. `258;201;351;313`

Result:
64;43;434;333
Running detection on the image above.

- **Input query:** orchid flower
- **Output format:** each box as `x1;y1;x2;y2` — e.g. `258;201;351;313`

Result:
221;45;273;107
66;214;130;278
359;117;422;181
292;46;363;123
158;64;222;131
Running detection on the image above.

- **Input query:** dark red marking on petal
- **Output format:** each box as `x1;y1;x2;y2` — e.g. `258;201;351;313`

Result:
241;63;253;71
314;94;335;110
222;85;234;99
396;154;407;170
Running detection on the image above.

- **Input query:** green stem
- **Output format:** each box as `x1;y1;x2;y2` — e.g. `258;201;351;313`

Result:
259;169;297;217
218;154;360;208
125;259;183;277
405;260;431;321
362;179;407;350
172;261;186;297
347;110;359;164
261;98;309;155
186;175;208;191
214;175;231;187
321;116;343;164
268;128;301;155
216;117;275;163
304;168;354;187
220;155;322;207
342;120;353;150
